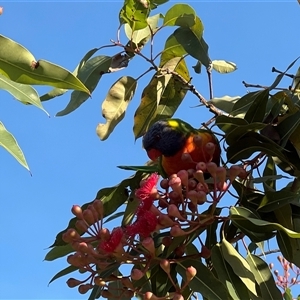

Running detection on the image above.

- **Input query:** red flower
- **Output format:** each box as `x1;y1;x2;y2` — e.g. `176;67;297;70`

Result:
135;173;159;210
99;227;123;253
126;209;158;238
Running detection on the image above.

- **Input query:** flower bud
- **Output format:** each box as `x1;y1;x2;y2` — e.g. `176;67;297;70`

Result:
188;178;197;190
193;135;203;147
160;259;170;274
206;162;218;178
83;209;95;225
169;176;182;195
173;293;184;300
78;283;93;294
229;165;244;182
66;277;82;288
71;205;83;219
193;169;206;184
160;178;169;189
75;220;89;233
144;292;158;300
181;153;193;163
170;225;186;237
158;214;174;227
205;142;216;157
142;237;155;256
186;266;197;281
93;199;103;217
131;268;144;281
196;162;207;171
177;170;189;187
168;204;184;220
162;236;172;247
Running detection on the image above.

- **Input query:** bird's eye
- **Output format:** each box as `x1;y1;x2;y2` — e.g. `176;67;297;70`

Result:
155;134;161;141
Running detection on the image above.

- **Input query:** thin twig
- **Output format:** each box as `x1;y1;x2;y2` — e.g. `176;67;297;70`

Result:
207;62;213;99
242;81;287;91
163;69;224;117
135;66;156;81
257;249;281;256
272;67;294;79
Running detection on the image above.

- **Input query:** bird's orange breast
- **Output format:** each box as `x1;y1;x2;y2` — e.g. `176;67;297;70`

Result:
161;132;220;177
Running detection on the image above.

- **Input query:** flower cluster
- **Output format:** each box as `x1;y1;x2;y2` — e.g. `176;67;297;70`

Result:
270;256;300;292
62;161;246;299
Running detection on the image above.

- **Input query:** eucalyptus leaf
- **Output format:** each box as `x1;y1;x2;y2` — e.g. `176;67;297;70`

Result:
96;76;137;141
0;121;29;170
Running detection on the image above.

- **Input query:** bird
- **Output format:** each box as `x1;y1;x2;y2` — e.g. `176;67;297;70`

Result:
142;118;221;177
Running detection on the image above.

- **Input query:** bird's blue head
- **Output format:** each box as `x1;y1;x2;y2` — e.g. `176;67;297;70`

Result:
142;120;186;160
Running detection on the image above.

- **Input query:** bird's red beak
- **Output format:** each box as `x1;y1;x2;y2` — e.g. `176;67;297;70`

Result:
147;148;162;161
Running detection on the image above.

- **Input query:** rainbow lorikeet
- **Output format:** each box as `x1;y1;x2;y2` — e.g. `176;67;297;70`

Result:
142;119;221;177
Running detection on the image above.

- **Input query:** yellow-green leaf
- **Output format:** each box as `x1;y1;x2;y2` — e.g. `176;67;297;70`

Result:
221;237;258;296
0;35;89;93
163;4;196;27
96;76;137;141
0;121;29;171
0;74;48;115
133;57;184;139
56;56;112;116
124;13;162;44
212;60;237;73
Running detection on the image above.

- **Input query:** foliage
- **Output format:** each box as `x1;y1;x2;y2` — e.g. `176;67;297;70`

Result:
2;1;300;300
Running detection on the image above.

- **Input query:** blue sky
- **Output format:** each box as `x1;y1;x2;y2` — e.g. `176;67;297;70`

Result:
0;1;300;299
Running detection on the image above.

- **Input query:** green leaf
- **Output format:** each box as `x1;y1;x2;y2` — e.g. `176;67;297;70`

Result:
246;254;282;299
192;60;201;74
133;57;186;139
40;87;67;102
277;108;300;147
177;259;231;300
118;165;159;173
88;286;102;300
48;265;78;285
40;48;101;102
212;60;237;74
244;89;269;123
0;35;89;92
44;244;73;261
221;238;258;296
124;13;162;44
50;171;143;247
173;18;210;67
96;76;137;141
210;95;240;114
231;91;266;119
283;288;293;300
211;244;251;299
292;67;300;92
225;123;267;146
122;194;139;227
0;74;48;114
0;121;29;170
56;56;112;116
151;264;176;297
258;187;299;212
263;156;277;191
104;211;124;224
269;56;300;91
107;271;132;300
216;115;248;134
163;4;196;27
119;0;149;30
227;132;287;164
230;206;300;238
